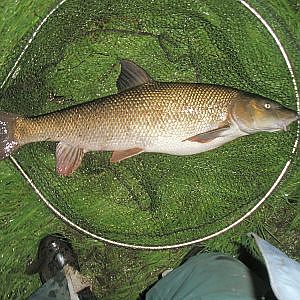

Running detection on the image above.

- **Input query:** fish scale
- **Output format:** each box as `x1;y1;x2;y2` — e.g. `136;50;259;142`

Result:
15;82;237;150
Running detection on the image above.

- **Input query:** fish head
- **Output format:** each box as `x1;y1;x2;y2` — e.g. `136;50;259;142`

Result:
231;94;299;134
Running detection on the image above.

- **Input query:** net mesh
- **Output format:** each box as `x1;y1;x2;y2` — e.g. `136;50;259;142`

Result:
0;0;299;247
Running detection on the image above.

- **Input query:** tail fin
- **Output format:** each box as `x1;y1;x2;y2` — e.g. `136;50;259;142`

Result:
0;112;20;159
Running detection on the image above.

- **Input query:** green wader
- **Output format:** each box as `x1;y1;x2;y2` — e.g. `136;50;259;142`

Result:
146;253;268;300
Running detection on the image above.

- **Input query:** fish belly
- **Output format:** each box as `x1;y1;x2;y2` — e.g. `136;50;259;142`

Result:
145;131;243;156
80;125;244;157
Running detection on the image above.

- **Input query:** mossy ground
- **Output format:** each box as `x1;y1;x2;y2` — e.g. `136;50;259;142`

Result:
0;1;299;299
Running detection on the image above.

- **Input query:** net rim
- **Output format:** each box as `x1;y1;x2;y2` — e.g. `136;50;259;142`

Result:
2;0;299;250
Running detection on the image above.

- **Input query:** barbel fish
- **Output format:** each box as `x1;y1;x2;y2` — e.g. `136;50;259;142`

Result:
0;60;298;176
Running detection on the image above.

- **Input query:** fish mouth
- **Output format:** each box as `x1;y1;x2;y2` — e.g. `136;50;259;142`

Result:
278;114;299;132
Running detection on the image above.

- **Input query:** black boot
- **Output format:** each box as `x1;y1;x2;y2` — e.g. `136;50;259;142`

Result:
26;233;79;283
27;233;97;300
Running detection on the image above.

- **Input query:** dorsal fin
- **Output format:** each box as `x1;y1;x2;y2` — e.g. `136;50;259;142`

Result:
116;60;152;92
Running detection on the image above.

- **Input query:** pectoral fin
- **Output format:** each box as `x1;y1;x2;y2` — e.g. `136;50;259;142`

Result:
56;142;84;176
184;124;231;143
110;147;144;163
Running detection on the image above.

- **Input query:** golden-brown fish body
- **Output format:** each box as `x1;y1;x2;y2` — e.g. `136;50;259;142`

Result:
15;82;243;155
0;60;298;176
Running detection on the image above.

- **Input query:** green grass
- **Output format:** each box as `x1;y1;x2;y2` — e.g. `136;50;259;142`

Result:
0;160;190;299
0;0;299;299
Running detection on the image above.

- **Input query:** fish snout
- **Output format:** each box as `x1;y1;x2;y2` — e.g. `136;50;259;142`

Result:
277;110;299;131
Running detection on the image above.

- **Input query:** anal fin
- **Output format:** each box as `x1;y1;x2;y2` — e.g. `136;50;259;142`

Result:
56;142;84;176
110;147;144;163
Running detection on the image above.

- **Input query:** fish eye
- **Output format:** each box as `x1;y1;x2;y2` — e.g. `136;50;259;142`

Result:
264;103;271;109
